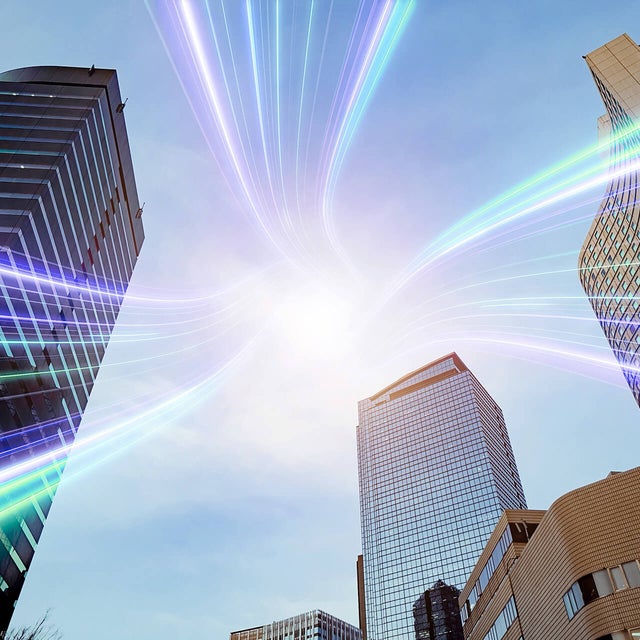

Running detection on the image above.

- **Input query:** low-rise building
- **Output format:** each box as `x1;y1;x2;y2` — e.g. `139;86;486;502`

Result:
459;467;640;640
230;610;362;640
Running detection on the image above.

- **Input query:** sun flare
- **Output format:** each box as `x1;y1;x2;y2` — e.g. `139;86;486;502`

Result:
272;284;355;359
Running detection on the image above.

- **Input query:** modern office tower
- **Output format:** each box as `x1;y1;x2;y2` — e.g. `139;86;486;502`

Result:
230;610;363;640
578;33;640;407
0;66;144;631
413;580;464;640
357;353;526;640
460;468;640;640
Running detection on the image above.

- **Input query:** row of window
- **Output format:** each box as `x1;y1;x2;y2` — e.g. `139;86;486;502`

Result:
482;596;518;640
0;81;136;601
460;522;537;624
563;558;640;619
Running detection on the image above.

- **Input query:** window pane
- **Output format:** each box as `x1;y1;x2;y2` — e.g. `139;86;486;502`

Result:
563;593;575;619
593;569;614;597
479;568;489;591
493;612;507;638
623;561;640;588
611;566;628;590
631;629;640;640
571;582;585;608
578;573;599;604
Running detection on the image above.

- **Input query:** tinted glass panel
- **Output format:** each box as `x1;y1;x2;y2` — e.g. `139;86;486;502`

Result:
623;561;640;588
571;582;585;609
593;569;614;597
563;592;575;619
611;566;627;590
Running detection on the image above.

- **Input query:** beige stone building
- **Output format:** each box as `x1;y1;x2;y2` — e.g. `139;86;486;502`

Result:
459;467;640;640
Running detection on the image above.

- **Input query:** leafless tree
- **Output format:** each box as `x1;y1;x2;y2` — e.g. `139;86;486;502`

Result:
5;612;61;640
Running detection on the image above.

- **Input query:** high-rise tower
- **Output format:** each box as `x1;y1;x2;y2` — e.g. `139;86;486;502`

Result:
0;66;144;631
578;33;640;407
357;353;526;640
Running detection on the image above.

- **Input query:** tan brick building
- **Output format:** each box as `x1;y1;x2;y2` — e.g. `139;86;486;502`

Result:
459;467;640;640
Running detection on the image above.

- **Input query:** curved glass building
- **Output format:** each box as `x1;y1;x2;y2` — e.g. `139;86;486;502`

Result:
578;33;640;407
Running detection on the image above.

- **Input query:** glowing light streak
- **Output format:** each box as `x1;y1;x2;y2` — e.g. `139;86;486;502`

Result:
385;120;640;301
245;0;277;218
148;0;416;272
0;251;276;309
6;2;640;526
294;0;315;214
435;120;640;251
176;0;279;250
0;333;261;519
321;0;415;253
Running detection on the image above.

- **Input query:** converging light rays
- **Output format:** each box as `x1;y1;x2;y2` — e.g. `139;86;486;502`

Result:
5;2;640;545
148;0;415;273
145;1;640;420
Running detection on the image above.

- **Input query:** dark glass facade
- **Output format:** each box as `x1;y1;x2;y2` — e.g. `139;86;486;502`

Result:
230;610;362;640
578;33;640;407
357;353;526;640
413;580;463;640
0;66;144;632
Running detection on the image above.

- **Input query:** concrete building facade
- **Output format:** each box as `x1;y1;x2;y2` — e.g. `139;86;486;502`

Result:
0;66;144;631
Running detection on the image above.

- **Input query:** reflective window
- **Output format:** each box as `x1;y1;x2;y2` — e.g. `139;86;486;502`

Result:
611;566;627;590
481;596;517;640
563;560;640;620
359;359;527;640
623;561;640;588
593;569;613;596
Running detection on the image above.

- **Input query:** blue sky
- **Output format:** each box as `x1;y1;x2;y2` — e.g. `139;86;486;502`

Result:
3;1;640;638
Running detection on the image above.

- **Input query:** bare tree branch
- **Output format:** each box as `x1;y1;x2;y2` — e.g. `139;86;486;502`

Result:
6;611;61;640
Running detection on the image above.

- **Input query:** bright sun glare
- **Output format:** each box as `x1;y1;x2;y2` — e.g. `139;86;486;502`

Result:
272;284;354;359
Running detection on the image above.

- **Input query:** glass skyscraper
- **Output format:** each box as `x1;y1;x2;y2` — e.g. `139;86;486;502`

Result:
230;610;362;640
0;66;144;630
578;33;640;407
357;353;526;640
